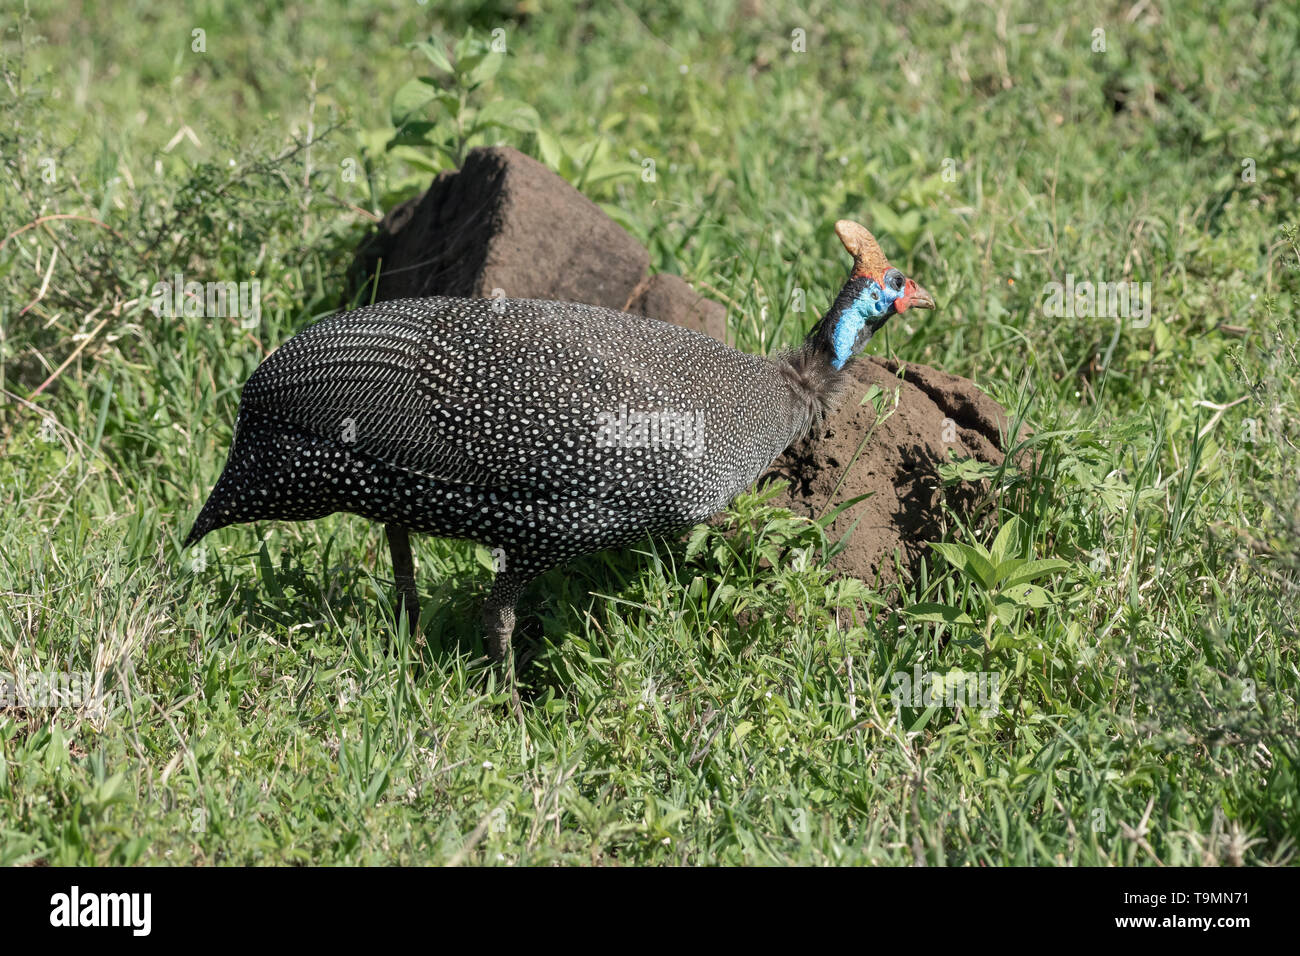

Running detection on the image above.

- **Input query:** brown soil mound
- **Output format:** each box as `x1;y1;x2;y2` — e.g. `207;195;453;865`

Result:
351;146;640;310
622;272;728;342
763;357;1015;589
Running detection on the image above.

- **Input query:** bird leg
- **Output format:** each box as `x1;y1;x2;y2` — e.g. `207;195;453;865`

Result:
481;566;530;663
385;524;421;635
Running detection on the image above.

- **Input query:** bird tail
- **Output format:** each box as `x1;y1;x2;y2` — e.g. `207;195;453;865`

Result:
182;411;249;549
182;467;237;549
182;410;341;550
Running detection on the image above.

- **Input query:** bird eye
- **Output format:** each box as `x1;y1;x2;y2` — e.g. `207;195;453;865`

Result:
886;269;905;293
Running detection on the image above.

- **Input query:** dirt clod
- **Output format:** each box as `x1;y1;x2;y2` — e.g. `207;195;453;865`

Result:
762;357;1016;590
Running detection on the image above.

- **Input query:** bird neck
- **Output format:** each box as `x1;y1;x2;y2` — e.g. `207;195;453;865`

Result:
773;281;869;442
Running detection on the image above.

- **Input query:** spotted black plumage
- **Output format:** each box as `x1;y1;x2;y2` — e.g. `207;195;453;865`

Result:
184;220;934;660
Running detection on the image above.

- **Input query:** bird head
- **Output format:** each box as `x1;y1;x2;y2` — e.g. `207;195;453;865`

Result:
820;219;935;370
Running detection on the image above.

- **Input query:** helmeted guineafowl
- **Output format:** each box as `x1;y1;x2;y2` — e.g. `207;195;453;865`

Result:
183;219;934;661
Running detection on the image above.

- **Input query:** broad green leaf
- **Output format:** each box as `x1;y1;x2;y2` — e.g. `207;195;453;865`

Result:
1001;559;1073;590
390;78;437;127
385;121;438;149
992;594;1021;626
453;31;483;63
989;515;1024;567
412;40;453;74
472;98;540;134
91;771;127;808
433;90;461;114
467;51;504;87
570;138;609;187
902;602;976;627
992;556;1029;585
582;160;642;186
1002;583;1054;608
927;542;970;575
473;544;496;572
399;150;446;174
536;127;565;171
46;724;66;772
929;541;997;589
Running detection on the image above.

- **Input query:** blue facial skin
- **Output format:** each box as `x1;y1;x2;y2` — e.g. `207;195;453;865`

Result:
830;278;901;369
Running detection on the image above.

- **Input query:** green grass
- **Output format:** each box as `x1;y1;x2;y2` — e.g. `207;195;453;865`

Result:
1;0;1297;865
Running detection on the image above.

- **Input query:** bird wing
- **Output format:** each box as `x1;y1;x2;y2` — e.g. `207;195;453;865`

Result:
238;297;719;496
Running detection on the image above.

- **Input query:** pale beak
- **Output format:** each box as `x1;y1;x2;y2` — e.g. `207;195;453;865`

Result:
897;278;935;312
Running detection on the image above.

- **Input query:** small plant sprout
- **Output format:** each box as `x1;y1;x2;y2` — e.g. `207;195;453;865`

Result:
905;516;1076;670
388;31;540;168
